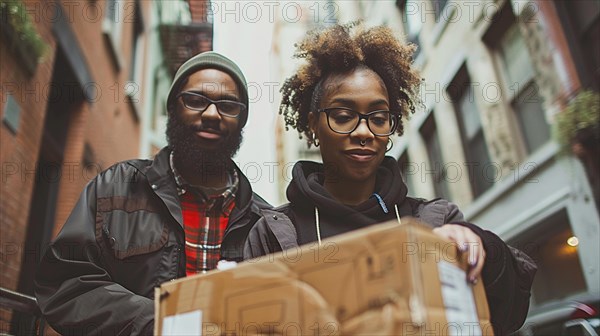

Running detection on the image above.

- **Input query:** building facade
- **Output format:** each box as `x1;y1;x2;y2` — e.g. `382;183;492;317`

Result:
272;0;600;333
0;0;155;332
389;3;599;332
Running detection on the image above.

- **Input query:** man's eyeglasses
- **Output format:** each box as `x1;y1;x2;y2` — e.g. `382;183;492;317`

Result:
317;107;398;136
177;91;246;118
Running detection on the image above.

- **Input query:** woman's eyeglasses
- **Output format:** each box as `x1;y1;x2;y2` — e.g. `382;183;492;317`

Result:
317;107;398;136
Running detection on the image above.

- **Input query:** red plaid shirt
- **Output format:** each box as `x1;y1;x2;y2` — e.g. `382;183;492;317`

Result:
180;191;235;275
170;152;238;275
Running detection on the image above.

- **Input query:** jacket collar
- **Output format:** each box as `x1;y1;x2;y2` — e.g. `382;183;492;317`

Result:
138;147;265;229
143;147;183;226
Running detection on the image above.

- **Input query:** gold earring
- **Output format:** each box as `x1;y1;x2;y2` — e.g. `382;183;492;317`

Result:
386;138;393;152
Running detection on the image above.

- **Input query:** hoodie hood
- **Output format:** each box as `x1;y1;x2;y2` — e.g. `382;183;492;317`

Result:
286;156;409;232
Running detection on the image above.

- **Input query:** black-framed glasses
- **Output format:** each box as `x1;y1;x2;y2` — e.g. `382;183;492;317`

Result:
177;91;246;118
317;107;398;136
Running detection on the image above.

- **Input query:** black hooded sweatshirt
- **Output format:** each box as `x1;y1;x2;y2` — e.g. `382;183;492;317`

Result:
244;157;537;334
285;157;465;244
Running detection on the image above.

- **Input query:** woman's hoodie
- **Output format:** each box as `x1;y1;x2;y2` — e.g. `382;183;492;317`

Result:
284;156;463;244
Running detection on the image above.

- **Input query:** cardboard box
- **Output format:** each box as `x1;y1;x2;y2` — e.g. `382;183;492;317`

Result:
155;218;493;335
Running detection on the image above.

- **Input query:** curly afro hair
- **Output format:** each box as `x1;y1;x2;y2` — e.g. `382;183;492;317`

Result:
280;22;422;147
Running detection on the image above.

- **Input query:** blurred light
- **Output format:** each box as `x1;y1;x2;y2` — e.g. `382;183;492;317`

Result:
567;236;579;247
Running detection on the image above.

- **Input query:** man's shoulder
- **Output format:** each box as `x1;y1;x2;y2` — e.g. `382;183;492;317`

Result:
95;158;153;184
97;148;170;180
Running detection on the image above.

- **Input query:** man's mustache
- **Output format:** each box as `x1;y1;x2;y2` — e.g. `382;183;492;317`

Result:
189;124;224;135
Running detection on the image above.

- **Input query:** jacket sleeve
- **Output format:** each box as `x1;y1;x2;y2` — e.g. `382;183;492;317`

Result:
416;198;465;228
243;217;281;259
454;221;537;335
34;178;154;335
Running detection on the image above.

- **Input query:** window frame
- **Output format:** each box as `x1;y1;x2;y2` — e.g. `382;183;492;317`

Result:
125;0;145;121
483;3;550;157
431;0;449;22
420;113;451;200
103;0;124;70
447;64;494;198
397;0;424;59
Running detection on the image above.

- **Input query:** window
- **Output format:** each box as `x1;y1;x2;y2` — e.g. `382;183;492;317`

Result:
498;24;549;153
420;114;450;199
126;0;144;118
397;0;424;59
2;93;21;134
512;83;548;153
448;65;493;198
432;0;448;22
129;0;143;84
103;0;124;69
485;4;550;155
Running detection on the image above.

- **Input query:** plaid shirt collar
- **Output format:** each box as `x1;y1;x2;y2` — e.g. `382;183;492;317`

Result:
169;151;238;215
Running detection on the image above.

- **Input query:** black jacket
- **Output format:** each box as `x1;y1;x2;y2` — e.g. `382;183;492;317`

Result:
34;147;271;335
245;157;536;335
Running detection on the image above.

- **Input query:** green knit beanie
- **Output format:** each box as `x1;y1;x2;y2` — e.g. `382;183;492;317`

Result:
166;51;249;127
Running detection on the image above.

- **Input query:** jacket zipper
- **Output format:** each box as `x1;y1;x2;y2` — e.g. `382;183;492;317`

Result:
174;244;181;279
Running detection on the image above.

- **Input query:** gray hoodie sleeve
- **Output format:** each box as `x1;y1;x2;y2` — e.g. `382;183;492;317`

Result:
244;217;279;259
244;209;300;259
414;198;464;227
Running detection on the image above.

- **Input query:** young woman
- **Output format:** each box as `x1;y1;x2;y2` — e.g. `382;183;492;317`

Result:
244;23;535;334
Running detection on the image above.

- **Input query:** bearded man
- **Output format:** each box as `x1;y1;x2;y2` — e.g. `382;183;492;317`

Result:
34;52;271;335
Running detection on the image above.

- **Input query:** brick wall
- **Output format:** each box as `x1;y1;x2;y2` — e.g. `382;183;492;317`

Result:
0;1;56;329
1;0;150;332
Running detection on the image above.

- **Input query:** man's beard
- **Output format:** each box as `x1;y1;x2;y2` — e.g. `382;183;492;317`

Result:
166;112;243;174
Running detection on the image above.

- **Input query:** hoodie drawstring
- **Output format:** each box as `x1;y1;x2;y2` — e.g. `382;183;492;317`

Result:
315;207;322;246
371;193;389;214
314;200;403;247
394;204;402;225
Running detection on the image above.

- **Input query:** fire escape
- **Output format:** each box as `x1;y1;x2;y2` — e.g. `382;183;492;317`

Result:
158;0;213;77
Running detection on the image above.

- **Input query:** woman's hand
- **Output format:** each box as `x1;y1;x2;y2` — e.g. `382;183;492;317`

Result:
433;224;486;284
